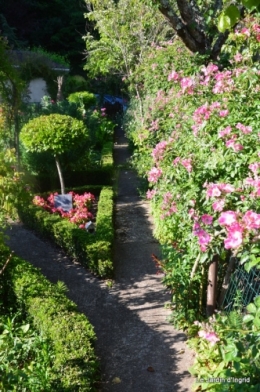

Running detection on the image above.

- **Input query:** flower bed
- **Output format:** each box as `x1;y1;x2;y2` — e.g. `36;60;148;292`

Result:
33;191;96;228
18;186;114;277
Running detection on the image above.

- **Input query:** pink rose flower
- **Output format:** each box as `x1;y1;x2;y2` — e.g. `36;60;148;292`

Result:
212;199;225;212
201;214;213;225
219;211;238;226
242;210;260;230
224;223;243;249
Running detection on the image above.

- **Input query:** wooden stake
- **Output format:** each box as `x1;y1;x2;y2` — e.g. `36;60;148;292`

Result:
207;255;218;317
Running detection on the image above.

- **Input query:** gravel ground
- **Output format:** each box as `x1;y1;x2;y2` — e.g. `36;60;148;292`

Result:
6;126;194;392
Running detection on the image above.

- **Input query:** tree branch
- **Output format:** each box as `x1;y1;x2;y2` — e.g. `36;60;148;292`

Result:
210;31;229;60
157;0;210;54
0;252;13;275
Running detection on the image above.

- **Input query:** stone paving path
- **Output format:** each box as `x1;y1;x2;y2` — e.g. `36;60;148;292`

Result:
6;126;194;391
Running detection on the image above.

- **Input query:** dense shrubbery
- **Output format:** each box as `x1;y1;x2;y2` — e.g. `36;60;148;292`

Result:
125;14;260;389
18;187;114;277
128;16;260;316
0;245;98;391
188;296;260;391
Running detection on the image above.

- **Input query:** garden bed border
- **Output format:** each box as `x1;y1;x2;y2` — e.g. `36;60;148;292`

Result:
18;186;114;277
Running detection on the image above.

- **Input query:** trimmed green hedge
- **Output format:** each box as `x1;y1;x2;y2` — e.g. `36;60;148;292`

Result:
18;187;114;277
0;245;99;391
101;141;113;168
63;141;114;188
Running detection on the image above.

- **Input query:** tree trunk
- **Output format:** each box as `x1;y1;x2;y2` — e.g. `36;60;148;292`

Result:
55;155;65;194
56;75;64;102
207;255;218;317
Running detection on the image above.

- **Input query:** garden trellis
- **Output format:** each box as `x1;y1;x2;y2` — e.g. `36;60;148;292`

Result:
222;261;260;313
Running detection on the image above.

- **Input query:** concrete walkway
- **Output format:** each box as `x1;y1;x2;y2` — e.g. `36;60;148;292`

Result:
6;127;194;391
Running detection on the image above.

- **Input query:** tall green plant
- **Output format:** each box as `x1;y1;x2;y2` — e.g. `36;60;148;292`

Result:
20;114;88;194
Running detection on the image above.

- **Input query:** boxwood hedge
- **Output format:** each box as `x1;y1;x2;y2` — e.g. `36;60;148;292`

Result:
0;245;99;391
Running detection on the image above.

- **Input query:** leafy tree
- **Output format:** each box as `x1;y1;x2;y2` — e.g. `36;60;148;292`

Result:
152;0;260;59
0;35;24;164
20;114;88;194
84;0;171;78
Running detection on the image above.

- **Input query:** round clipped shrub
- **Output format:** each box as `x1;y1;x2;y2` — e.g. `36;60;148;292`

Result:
67;91;97;109
20;114;88;194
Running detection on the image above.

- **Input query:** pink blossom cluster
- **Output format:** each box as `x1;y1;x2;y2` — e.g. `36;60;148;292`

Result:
33;195;46;207
160;191;177;219
218;122;253;152
180;77;195;94
173;157;192;173
146;189;156;199
219;210;260;250
233;53;243;63
225;137;244;152
149;119;159;131
244;175;260;197
198;330;220;345
213;70;234;94
151;140;168;162
206;182;235;199
168;70;179;82
253;23;260;42
205;182;235;212
236;122;252;134
192;101;227;135
32;191;95;229
192;216;212;252
148;167;162;183
200;63;219;86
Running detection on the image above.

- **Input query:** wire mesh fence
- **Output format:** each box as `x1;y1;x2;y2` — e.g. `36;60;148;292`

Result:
222;260;260;312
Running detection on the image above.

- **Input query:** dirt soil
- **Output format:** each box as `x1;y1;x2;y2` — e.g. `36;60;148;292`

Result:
6;126;195;391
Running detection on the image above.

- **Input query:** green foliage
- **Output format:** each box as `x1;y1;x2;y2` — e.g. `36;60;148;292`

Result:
189;296;260;391
20;114;88;156
0;0;87;72
18;187;114;277
218;1;260;32
84;0;171;78
67;91;97;109
63;75;90;97
0;149;29;230
30;47;69;68
0;315;54;391
0;246;99;390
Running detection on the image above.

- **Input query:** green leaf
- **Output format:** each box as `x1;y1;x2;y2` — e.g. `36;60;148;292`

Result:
242;0;260;10
253;316;260;328
244;257;260;272
225;5;240;26
247;303;257;314
243;314;254;323
218;14;231;33
254;296;260;308
250;247;260;254
20;324;30;333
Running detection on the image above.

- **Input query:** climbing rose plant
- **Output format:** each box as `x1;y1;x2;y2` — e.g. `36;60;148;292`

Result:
33;192;95;228
125;16;260;328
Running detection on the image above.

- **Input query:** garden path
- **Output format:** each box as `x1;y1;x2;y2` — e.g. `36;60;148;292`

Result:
6;126;194;391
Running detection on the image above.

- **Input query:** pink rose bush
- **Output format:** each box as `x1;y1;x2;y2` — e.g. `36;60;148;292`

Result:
128;21;260;272
33;191;95;229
